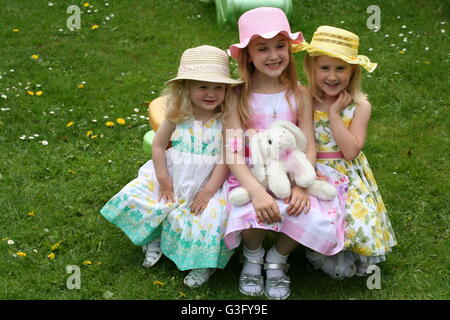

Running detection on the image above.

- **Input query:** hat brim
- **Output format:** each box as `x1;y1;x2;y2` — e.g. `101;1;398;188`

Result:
228;30;303;59
292;42;377;73
165;74;243;86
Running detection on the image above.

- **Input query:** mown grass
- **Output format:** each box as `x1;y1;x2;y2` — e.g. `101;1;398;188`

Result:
0;0;448;300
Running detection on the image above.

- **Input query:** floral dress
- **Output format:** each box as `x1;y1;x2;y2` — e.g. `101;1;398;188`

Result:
100;115;233;270
306;105;397;277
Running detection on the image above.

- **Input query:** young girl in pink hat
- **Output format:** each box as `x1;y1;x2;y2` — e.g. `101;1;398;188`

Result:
223;7;349;300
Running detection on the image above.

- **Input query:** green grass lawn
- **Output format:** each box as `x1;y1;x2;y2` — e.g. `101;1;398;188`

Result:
0;0;448;300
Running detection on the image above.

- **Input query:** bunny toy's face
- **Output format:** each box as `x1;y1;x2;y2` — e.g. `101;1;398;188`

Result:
259;128;296;160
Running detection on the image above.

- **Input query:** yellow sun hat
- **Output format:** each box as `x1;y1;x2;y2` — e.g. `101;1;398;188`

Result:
292;25;377;72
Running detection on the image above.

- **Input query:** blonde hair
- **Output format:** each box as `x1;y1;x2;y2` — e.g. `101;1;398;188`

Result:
236;39;302;128
163;80;231;124
303;54;368;105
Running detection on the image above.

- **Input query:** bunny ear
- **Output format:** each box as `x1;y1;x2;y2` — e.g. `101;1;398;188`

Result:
271;120;308;152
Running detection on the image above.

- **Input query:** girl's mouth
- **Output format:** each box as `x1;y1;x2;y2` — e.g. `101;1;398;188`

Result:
325;82;340;89
266;61;282;69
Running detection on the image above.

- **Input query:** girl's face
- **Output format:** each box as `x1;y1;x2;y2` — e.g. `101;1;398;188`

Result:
188;81;226;113
247;34;290;79
314;56;353;97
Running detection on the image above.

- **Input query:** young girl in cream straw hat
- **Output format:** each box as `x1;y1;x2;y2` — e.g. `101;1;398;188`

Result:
223;8;349;299
101;45;242;288
293;26;397;278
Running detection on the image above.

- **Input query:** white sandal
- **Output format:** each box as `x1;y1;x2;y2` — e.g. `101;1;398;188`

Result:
183;268;216;288
142;239;162;268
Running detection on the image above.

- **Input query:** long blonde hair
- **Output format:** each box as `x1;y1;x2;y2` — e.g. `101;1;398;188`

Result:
303;54;368;105
163;80;231;124
236;39;302;128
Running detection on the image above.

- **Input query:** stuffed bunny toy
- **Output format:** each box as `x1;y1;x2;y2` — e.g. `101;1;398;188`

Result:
229;120;337;206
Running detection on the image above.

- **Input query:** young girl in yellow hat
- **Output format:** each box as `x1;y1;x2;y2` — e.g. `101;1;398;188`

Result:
293;26;397;278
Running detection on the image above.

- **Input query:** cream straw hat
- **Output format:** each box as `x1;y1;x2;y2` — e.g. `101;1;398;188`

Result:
166;45;243;85
292;26;377;72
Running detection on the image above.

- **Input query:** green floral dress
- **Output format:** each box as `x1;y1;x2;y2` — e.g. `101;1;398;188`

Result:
306;105;397;278
100;115;233;270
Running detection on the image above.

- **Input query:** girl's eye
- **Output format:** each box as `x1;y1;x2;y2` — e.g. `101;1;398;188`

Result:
257;47;268;52
320;66;329;70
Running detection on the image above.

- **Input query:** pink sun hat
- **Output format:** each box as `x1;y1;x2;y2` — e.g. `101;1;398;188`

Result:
228;7;304;59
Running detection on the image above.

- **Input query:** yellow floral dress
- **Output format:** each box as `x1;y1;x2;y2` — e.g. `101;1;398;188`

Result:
307;105;397;278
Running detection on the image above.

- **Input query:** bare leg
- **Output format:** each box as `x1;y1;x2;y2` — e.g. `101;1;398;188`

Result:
275;233;300;255
242;228;267;250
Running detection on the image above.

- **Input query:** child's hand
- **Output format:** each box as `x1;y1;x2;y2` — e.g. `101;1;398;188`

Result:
251;190;281;224
191;189;214;215
328;90;352;115
284;185;311;216
158;178;175;204
315;168;328;181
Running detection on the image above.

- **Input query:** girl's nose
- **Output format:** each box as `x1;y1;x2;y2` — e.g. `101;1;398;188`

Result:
328;71;338;80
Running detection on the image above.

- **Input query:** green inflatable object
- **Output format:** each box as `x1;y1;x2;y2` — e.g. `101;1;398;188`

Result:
143;130;156;155
215;0;293;25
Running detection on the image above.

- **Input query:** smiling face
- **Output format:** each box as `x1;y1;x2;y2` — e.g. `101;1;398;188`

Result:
314;55;354;97
188;80;226;115
247;34;290;80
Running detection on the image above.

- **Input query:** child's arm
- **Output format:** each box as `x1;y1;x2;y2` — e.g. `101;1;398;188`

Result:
191;163;229;215
328;91;371;161
297;86;317;167
152;119;176;203
224;89;281;224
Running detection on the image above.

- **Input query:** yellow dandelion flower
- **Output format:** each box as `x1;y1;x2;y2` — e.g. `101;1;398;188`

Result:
83;2;90;7
399;50;405;54
78;84;84;89
47;253;56;260
86;130;93;137
83;260;92;265
35;91;43;96
27;90;35;96
105;121;115;127
153;281;165;286
31;54;39;60
90;135;98;139
67;121;74;127
13;28;20;33
179;291;187;298
27;211;35;217
116;118;126;125
91;24;99;30
16;252;27;257
51;241;63;251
